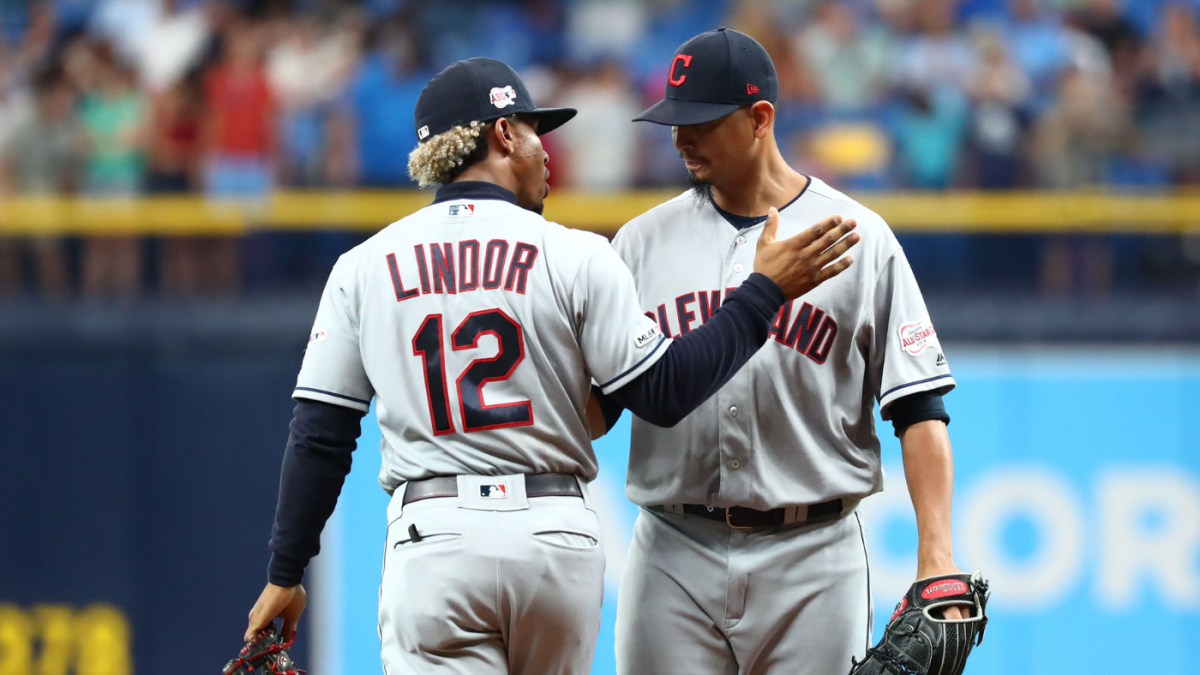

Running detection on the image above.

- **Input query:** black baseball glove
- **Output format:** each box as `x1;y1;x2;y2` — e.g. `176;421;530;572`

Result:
222;621;305;675
849;572;990;675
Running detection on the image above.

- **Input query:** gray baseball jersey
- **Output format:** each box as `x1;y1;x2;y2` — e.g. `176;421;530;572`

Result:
611;176;954;510
293;194;669;492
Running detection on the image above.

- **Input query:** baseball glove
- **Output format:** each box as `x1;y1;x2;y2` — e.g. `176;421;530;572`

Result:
849;572;990;675
222;621;304;675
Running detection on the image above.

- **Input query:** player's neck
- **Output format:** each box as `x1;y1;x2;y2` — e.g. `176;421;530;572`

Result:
454;162;521;198
710;148;807;218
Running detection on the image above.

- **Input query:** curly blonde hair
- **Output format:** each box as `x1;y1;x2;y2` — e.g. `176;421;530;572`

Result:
407;116;516;187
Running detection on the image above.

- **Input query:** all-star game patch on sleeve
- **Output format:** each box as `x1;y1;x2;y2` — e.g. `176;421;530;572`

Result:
871;249;955;416
293;253;375;412
573;241;673;394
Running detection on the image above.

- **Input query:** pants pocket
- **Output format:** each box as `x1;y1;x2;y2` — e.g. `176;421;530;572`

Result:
531;529;600;552
393;530;462;550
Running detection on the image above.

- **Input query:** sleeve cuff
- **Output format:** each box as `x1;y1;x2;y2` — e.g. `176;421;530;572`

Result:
293;386;371;412
879;374;956;416
597;335;672;394
268;551;307;587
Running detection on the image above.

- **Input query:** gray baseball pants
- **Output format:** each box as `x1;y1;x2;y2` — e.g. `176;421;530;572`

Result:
379;475;606;675
615;506;872;675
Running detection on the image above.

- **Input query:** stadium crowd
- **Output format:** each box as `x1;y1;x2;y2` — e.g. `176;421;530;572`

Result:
1;0;1198;296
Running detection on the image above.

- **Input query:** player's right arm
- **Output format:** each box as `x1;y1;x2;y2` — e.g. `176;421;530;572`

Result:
579;209;858;428
245;253;374;641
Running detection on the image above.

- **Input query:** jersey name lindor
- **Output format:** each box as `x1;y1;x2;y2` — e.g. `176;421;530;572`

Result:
386;239;540;300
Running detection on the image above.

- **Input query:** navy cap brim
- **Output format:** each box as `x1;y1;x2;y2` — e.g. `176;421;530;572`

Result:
527;107;577;135
633;98;741;126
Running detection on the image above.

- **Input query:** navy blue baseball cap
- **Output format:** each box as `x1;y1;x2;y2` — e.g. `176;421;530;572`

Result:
635;28;778;126
414;58;576;143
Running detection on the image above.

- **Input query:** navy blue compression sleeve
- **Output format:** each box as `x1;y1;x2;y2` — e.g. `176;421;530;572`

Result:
888;391;950;436
268;399;365;587
603;272;785;427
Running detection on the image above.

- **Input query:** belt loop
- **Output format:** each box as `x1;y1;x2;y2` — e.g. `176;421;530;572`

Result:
665;504;684;515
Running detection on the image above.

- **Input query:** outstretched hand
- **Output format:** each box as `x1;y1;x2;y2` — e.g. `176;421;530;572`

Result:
245;583;307;643
753;207;859;300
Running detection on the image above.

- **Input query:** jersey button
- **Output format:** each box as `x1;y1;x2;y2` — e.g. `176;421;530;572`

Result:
736;236;747;245
728;406;739;417
729;459;741;470
733;263;744;273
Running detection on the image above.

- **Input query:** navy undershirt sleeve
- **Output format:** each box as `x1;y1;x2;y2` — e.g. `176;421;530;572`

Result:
603;272;785;427
268;399;365;587
888;390;950;436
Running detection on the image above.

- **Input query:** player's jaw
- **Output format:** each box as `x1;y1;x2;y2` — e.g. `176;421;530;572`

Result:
508;115;550;215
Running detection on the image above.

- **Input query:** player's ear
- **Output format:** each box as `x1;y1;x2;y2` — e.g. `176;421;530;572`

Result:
493;116;517;156
749;101;774;139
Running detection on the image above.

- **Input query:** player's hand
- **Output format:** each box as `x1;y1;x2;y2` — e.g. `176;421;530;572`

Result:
245;582;307;643
753;208;858;300
916;561;971;620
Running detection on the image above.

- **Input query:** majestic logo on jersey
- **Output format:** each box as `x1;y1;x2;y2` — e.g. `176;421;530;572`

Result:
634;325;660;349
480;484;507;498
309;330;326;343
921;579;968;600
899;318;939;355
448;204;475;216
648;292;838;365
490;86;517;108
936;352;946;367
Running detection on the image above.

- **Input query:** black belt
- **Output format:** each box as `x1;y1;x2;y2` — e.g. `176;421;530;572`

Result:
402;473;582;505
650;498;845;529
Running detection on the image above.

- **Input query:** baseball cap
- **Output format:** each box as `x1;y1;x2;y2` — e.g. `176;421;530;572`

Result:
634;28;778;126
413;58;577;143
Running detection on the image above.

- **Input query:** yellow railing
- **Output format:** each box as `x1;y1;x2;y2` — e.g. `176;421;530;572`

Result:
5;190;1200;235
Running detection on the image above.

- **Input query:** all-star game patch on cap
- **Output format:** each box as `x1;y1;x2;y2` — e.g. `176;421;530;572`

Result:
413;58;577;143
635;28;778;126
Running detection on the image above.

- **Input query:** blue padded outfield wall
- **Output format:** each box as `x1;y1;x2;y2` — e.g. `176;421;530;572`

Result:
312;347;1200;675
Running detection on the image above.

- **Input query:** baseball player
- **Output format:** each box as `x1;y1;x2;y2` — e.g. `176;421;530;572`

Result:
238;57;860;675
588;29;978;675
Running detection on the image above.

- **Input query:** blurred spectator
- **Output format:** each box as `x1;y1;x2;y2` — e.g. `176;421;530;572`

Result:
1004;0;1071;97
891;86;971;188
81;45;147;195
79;43;148;299
267;12;359;186
1138;3;1200;184
892;0;978;93
966;30;1031;187
133;0;211;93
796;1;893;111
146;74;203;192
203;22;275;196
342;19;427;187
1069;0;1141;62
0;67;83;297
1031;67;1132;188
566;0;646;64
556;62;641;191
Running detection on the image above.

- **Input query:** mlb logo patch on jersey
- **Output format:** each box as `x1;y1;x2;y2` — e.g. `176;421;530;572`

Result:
898;318;939;355
448;203;475;216
490;86;517;109
634;325;660;349
309;330;326;343
479;484;507;499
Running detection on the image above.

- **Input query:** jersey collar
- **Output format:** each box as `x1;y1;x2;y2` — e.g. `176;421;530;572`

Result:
710;175;811;231
433;181;519;206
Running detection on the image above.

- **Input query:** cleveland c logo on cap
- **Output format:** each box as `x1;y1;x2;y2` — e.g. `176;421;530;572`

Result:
668;54;693;86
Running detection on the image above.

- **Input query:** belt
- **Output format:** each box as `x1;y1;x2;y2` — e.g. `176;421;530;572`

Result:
402;473;582;506
650;498;845;530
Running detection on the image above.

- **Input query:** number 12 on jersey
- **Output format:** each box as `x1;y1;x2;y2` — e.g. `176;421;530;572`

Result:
412;308;533;434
